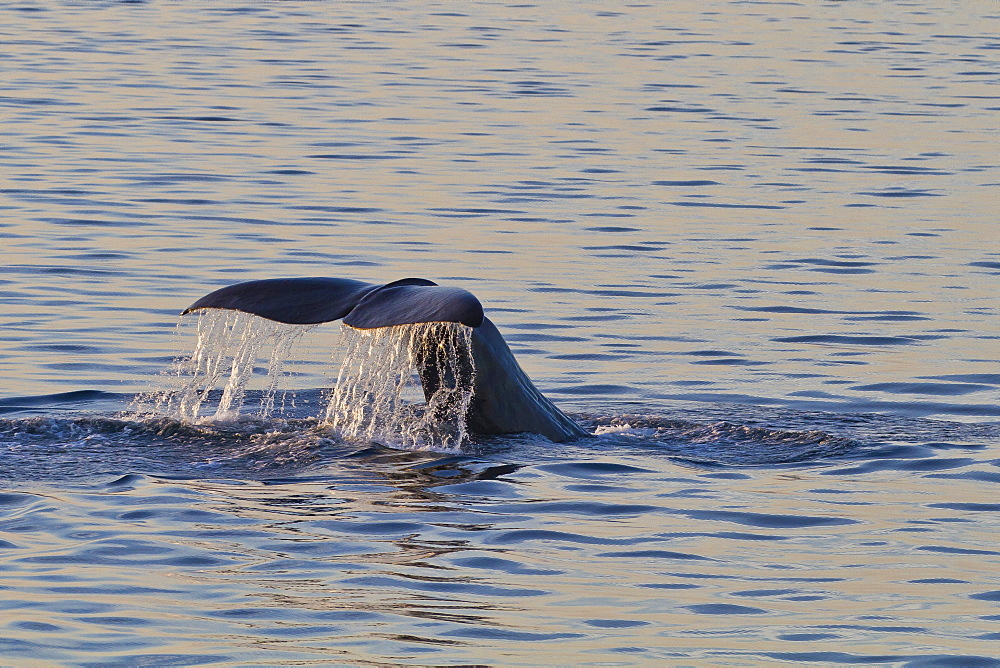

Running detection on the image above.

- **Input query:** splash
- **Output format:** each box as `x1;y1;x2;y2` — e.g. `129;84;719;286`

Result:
140;310;316;422
136;313;478;452
323;322;476;451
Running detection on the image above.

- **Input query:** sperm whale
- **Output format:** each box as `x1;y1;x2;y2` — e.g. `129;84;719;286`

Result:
183;277;587;442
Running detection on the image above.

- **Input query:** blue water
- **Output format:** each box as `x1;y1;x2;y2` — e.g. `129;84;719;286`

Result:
1;1;998;664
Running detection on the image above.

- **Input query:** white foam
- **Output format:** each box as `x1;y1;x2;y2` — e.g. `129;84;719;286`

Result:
593;423;658;438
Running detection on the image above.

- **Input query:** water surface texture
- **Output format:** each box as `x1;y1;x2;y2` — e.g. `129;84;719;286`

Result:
1;1;999;665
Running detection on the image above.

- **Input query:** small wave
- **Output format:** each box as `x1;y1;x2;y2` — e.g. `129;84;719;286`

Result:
852;381;993;396
589;416;857;466
774;334;919;346
0;390;126;415
0;413;347;481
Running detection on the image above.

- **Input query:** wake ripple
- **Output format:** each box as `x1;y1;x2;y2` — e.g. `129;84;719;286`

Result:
0;406;859;482
592;416;858;466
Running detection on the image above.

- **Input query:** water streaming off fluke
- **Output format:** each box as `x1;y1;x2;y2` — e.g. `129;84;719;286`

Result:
139;312;476;451
140;310;317;422
325;322;476;451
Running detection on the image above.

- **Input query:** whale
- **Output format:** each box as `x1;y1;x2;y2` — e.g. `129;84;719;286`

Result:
182;277;588;442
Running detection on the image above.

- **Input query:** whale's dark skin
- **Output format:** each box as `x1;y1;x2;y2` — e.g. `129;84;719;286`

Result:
182;277;587;442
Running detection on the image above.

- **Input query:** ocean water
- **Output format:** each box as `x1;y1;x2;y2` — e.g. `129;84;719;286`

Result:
1;1;999;665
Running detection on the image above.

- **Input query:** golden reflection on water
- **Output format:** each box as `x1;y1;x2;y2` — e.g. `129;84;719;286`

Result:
44;455;970;659
0;0;997;662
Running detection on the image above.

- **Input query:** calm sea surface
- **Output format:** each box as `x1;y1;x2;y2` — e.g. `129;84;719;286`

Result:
1;1;999;665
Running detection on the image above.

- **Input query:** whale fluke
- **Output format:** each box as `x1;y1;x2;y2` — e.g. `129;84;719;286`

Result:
182;276;587;442
181;277;377;325
344;281;484;330
181;276;484;329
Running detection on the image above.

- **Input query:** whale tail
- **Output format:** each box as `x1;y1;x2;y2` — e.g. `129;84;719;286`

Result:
182;276;484;328
182;277;587;442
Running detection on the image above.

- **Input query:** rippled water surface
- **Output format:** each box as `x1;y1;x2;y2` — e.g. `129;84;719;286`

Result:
1;1;998;664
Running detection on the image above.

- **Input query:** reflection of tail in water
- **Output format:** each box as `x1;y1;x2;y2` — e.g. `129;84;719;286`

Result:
152;276;587;445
